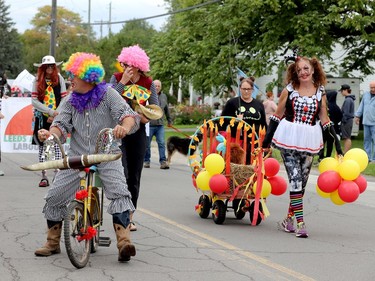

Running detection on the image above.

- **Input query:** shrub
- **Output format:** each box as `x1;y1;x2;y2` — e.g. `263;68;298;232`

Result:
171;104;213;125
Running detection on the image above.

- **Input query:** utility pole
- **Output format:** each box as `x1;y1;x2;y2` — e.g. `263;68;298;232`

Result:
95;20;104;39
50;0;57;57
108;2;112;36
87;0;91;41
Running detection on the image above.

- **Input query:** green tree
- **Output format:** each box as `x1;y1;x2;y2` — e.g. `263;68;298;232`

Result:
21;5;93;72
151;0;375;97
0;0;23;77
96;20;158;80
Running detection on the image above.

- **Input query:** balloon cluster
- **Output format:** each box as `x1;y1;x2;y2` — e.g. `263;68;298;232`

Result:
253;158;287;198
316;148;368;205
195;153;227;193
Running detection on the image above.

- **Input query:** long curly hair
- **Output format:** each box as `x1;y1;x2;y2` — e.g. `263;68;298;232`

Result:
36;64;59;101
285;56;326;89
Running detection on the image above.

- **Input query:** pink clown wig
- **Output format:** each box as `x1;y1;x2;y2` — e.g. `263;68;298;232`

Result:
117;45;150;72
63;52;105;84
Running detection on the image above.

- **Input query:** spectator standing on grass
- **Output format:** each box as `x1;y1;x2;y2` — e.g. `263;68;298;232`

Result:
340;84;356;153
318;90;342;161
355;81;375;163
144;80;172;169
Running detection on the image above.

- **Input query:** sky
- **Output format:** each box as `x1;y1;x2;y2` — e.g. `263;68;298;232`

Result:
5;0;170;38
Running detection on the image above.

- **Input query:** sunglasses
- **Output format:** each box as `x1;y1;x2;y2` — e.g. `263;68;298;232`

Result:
46;64;55;69
121;62;132;68
66;72;75;79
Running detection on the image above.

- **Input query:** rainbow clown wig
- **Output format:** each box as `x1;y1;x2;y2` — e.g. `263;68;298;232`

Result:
63;52;105;84
117;45;150;72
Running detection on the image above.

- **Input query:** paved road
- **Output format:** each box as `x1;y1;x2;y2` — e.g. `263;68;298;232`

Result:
0;145;374;281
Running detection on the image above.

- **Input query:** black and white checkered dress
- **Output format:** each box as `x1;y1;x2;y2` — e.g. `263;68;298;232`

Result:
272;84;324;155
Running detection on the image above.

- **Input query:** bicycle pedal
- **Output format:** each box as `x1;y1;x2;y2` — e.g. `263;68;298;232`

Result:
98;236;111;247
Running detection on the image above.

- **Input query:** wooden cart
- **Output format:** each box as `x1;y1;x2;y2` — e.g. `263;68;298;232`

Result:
188;117;269;225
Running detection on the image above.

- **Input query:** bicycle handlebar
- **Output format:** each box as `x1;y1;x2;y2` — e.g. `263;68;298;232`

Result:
21;128;122;171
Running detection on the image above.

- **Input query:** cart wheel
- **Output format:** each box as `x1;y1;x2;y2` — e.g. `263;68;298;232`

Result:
198;195;211;218
232;199;246;220
212;200;226;224
249;201;263;225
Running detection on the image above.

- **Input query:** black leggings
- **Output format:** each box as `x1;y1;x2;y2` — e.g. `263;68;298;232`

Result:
120;125;147;209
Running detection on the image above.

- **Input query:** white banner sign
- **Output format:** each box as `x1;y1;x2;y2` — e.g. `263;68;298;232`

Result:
1;98;36;153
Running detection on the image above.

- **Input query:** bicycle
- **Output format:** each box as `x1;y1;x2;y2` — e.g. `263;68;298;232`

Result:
21;128;121;268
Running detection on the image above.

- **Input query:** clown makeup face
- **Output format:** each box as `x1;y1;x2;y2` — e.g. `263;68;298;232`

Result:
296;59;314;82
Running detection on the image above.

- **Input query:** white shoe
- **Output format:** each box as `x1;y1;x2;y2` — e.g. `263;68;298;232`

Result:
0;170;4;176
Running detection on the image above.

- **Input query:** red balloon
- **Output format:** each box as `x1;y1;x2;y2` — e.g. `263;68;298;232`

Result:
353;175;367;194
209;174;228;194
264;158;280;177
317;170;341;193
338;180;360;203
268;175;288;196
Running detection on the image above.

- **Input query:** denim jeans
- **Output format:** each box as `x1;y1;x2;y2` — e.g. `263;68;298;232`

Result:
144;125;167;163
363;125;375;161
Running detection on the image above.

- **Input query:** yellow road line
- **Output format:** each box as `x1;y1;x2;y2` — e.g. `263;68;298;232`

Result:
139;207;315;281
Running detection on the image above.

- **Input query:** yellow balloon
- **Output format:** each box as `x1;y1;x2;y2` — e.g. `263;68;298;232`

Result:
330;189;345;205
253;179;272;198
204;153;225;175
316;184;330;198
318;157;339;173
344;148;369;172
338;159;360;181
196;170;211;191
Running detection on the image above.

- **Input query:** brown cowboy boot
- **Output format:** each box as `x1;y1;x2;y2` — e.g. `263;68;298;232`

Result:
114;223;136;262
35;222;62;256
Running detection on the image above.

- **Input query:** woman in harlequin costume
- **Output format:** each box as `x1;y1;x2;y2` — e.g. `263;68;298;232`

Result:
32;55;67;187
109;45;159;231
221;77;267;164
262;53;343;238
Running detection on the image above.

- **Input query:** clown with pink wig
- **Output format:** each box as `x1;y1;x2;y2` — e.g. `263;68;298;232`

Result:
34;52;140;262
110;45;160;232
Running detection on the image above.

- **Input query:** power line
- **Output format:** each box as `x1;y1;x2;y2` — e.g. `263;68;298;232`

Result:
82;0;222;26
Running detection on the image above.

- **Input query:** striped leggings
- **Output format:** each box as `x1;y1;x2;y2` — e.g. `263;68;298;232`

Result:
281;150;313;223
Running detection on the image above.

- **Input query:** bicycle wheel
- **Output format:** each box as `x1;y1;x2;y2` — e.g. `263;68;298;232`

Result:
64;201;91;269
90;188;100;253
